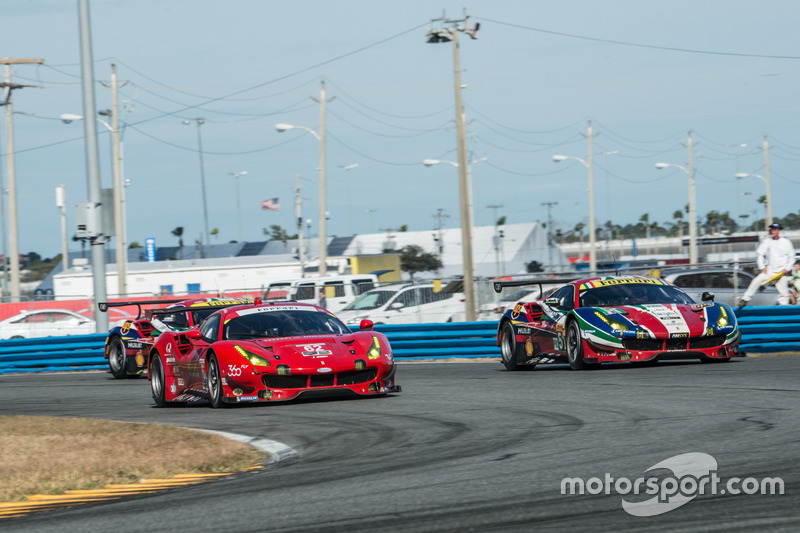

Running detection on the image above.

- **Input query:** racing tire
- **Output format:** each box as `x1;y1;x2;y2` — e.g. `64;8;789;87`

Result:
150;355;168;408
107;336;129;379
500;322;525;371
208;354;228;409
566;320;587;370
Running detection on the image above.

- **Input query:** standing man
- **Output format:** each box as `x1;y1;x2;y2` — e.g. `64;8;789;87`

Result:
739;222;795;306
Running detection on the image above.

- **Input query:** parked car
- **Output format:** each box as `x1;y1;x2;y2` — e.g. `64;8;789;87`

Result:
336;283;465;325
661;268;777;307
148;300;400;407
263;274;382;313
0;309;96;340
495;275;740;371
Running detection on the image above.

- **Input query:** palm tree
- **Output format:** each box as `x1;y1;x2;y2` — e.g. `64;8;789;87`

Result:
639;213;650;239
672;210;684;237
171;227;184;259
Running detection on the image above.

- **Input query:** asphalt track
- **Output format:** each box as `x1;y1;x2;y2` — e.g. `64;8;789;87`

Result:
1;356;799;532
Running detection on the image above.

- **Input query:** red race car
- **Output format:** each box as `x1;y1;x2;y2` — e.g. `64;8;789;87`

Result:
148;300;400;407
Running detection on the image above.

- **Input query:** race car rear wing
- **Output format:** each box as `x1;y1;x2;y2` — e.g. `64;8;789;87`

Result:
148;299;252;318
99;298;252;320
98;299;188;319
492;277;577;293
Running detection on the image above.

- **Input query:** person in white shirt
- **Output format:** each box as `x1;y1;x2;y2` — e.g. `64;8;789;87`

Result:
789;260;800;305
739;222;796;306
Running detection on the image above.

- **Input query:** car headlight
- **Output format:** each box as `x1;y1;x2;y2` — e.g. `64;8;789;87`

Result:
367;336;382;360
716;308;729;328
594;311;627;332
234;345;270;367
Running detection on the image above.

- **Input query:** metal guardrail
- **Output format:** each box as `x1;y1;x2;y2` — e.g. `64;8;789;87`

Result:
0;309;797;375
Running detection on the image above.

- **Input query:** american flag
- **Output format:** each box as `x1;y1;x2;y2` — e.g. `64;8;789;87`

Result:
261;197;280;211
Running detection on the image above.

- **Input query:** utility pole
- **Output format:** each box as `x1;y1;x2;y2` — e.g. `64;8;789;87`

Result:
584;119;597;275
426;12;480;321
763;134;773;229
294;174;306;277
1;57;44;302
431;208;450;258
311;79;333;277
102;61;127;296
541;201;558;271
77;0;108;331
687;130;697;265
488;204;504;276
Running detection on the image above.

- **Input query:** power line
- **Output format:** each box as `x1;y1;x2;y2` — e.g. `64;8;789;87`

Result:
476;16;800;60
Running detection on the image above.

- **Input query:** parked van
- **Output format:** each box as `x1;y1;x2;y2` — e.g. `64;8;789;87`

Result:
262;274;381;313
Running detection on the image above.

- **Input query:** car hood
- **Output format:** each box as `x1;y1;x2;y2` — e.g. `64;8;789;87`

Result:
233;333;383;368
574;303;737;339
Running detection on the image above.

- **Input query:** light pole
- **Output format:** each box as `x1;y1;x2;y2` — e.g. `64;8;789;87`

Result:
276;122;328;276
55;185;69;272
339;163;358;235
656;162;697;265
61;112;127;295
553;153;597;275
735;172;771;230
183;118;209;258
228;171;248;241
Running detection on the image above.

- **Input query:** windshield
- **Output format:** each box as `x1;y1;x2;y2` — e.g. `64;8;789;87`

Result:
579;283;695;307
224;309;351;339
341;289;396;311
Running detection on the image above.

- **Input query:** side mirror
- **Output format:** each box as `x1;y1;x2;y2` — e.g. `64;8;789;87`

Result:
185;329;203;340
701;291;715;302
359;319;374;331
389;302;405;311
545;297;560;307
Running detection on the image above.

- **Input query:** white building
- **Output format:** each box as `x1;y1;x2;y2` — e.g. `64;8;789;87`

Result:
45;222;570;299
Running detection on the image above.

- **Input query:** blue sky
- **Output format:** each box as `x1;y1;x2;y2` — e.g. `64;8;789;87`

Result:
4;0;800;258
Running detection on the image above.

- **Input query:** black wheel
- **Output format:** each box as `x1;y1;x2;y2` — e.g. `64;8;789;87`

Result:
150;354;167;407
10;335;23;340
208;354;227;408
566;321;587;370
107;337;128;379
500;322;526;371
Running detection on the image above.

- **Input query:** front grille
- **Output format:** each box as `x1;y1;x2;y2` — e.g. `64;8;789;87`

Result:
310;374;335;388
624;335;723;353
690;335;725;349
623;339;663;351
338;369;378;385
262;368;378;389
665;338;688;351
263;375;308;389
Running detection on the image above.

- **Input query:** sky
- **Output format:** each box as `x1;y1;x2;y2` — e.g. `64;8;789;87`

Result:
3;0;800;259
